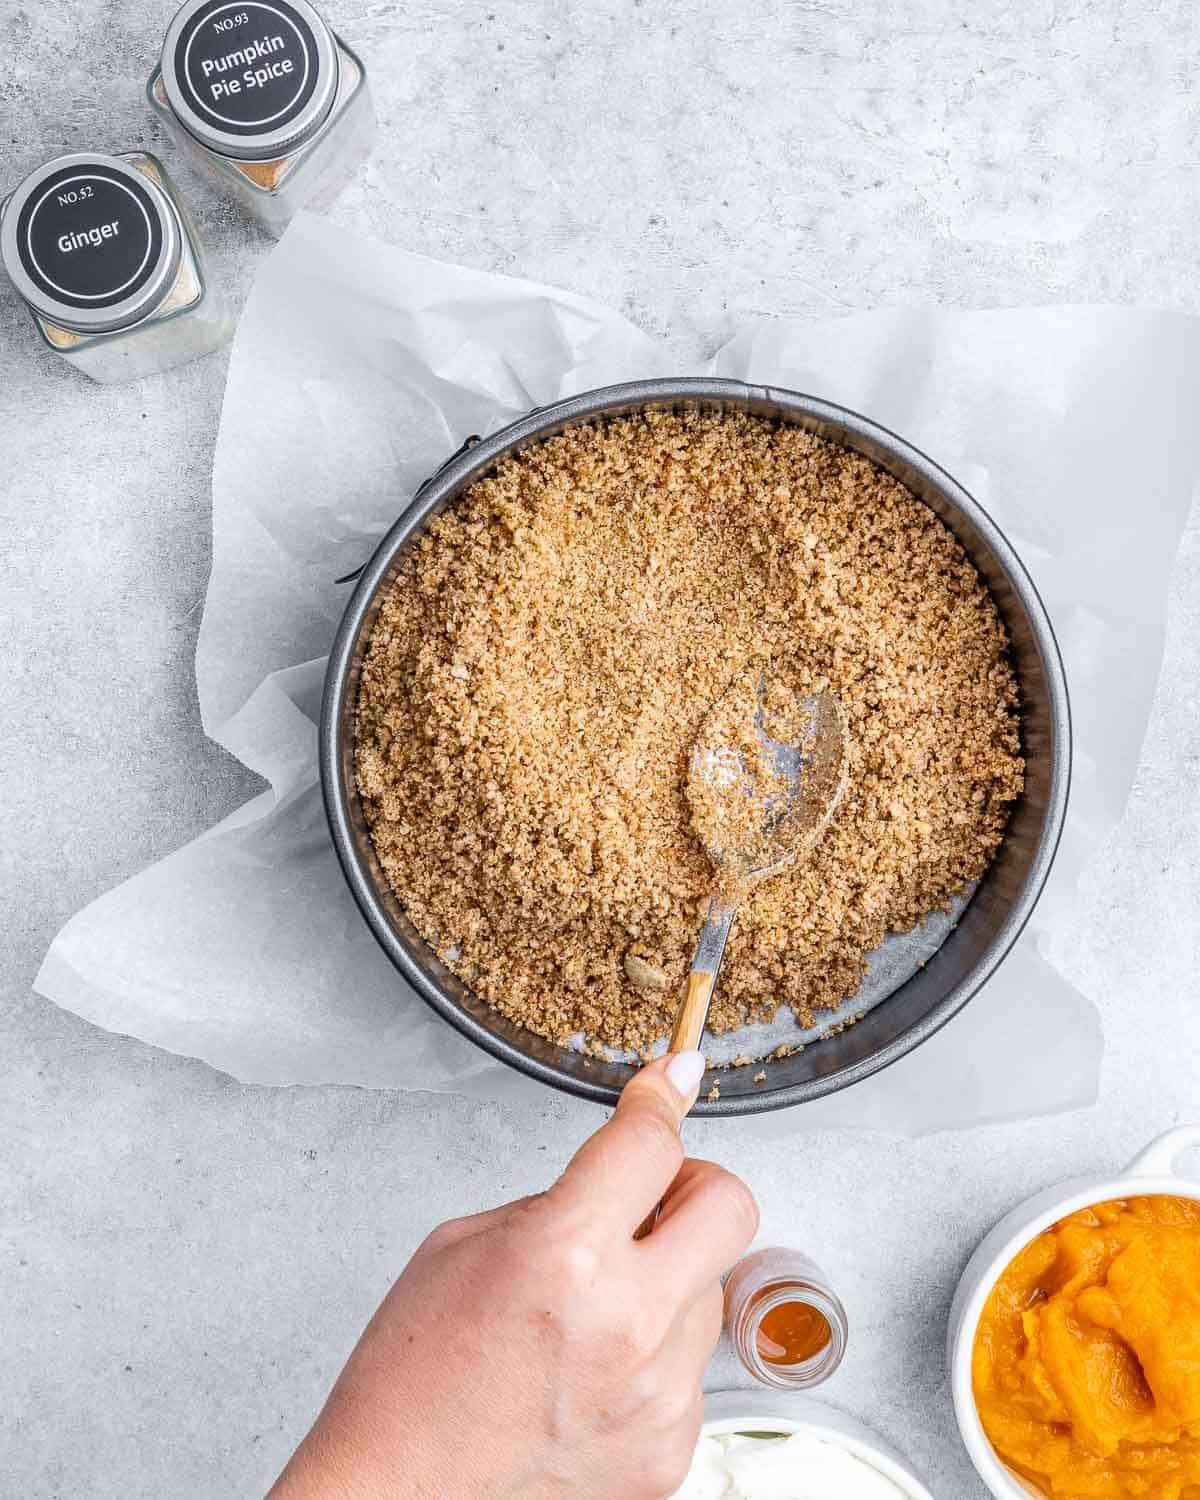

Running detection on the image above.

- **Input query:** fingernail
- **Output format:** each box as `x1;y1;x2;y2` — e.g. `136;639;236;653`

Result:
666;1050;706;1100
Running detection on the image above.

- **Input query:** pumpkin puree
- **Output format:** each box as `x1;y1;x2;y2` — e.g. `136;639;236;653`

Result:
973;1197;1200;1499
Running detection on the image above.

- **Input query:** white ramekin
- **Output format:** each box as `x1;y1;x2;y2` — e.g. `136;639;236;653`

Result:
701;1389;935;1498
948;1124;1200;1499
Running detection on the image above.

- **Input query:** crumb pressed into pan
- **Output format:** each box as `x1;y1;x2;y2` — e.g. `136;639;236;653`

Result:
355;410;1024;1053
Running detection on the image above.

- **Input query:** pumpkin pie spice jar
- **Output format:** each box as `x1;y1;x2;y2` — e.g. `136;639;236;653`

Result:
148;0;374;236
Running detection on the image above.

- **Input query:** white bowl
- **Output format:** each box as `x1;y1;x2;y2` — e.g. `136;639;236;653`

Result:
948;1124;1200;1499
701;1389;935;1498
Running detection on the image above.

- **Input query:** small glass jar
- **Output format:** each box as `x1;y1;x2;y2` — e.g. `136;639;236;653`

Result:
0;151;232;384
148;0;374;237
724;1247;849;1391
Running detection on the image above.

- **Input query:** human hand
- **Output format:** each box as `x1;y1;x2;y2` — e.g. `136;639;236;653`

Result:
269;1052;758;1500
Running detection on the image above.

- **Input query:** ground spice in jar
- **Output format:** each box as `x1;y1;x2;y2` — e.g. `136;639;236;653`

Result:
0;150;230;382
355;410;1024;1055
149;0;374;237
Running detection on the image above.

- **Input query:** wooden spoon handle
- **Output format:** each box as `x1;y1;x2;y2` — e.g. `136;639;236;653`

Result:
633;898;738;1240
670;969;718;1051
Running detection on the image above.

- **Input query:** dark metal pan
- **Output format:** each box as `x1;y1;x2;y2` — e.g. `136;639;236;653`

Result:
320;378;1071;1114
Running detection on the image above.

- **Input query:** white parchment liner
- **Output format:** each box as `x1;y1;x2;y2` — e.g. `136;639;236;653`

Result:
36;215;1200;1133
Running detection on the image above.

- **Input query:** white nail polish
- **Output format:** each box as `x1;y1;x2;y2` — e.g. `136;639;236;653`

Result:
666;1050;706;1098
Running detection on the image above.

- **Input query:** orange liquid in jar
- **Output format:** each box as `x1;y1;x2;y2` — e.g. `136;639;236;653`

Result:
753;1288;833;1366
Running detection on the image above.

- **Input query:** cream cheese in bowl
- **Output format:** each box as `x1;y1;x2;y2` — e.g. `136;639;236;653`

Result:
675;1392;933;1500
674;1430;913;1498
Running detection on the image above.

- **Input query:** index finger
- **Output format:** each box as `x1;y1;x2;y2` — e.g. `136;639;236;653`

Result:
547;1052;707;1235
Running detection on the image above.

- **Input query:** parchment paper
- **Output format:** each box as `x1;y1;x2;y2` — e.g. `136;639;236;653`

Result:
36;215;1200;1131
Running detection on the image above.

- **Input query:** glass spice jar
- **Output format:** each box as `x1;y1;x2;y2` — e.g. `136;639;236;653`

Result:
724;1247;849;1391
148;0;374;237
0;150;232;384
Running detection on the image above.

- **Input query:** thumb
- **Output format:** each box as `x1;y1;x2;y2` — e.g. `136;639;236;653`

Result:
550;1052;708;1234
621;1050;709;1124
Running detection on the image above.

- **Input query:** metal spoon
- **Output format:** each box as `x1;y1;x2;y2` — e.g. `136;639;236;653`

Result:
670;663;848;1057
632;666;846;1238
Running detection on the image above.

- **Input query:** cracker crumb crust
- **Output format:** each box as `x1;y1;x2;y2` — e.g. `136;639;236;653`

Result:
355;411;1024;1053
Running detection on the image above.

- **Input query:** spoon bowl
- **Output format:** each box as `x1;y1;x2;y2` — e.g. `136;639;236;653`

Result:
689;665;847;884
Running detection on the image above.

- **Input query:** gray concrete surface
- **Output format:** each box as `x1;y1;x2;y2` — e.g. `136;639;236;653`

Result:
3;1;1200;1495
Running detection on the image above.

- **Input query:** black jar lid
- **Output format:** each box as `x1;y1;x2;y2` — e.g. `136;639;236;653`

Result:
160;0;340;163
0;152;182;333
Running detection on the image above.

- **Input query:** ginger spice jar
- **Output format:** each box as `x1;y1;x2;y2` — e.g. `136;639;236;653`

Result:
0;151;231;383
148;0;374;236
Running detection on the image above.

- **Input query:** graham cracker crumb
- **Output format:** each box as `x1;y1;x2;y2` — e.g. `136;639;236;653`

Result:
623;953;669;993
753;1070;768;1083
821;1012;865;1041
354;411;1023;1052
